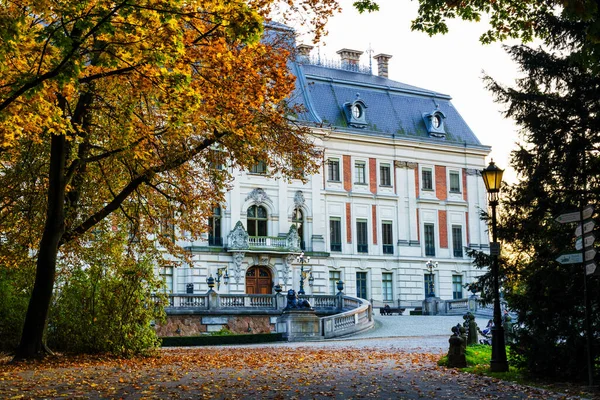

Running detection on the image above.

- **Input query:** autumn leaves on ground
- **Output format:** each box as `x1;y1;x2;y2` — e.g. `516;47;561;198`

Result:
0;346;578;399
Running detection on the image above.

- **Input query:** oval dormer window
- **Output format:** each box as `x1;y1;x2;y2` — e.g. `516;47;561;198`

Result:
352;104;362;119
432;114;441;129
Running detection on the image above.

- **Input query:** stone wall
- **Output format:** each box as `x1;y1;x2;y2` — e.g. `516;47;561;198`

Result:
155;314;276;337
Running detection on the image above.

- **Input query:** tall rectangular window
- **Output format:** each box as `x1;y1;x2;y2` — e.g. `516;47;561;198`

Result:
424;223;435;256
330;218;342;252
356;219;368;253
380;164;391;186
355;161;366;184
328;159;340;181
356;272;367;299
449;171;461;193
382;273;393;301
329;271;341;295
160;266;174;293
452;275;463;299
382;221;394;255
452;225;463;257
250;160;267;174
422;168;433;190
424;274;434;297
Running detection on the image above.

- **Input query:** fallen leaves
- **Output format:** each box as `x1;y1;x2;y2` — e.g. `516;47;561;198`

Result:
0;346;588;399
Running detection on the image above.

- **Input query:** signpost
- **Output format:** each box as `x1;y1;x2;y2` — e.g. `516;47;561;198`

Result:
575;220;595;237
555;206;594;224
556;206;595;386
575;233;595;251
556;253;583;264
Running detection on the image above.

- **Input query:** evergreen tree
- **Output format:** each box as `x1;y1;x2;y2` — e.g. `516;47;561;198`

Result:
486;11;600;380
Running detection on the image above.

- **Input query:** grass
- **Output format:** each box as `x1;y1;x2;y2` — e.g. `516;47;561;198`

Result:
438;344;526;383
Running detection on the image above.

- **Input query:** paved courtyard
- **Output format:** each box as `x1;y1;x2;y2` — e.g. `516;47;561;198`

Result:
0;314;593;399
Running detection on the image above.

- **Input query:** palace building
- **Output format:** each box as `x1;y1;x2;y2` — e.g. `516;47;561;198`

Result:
160;39;491;308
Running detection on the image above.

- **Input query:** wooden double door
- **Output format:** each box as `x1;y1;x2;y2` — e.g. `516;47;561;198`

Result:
245;266;272;294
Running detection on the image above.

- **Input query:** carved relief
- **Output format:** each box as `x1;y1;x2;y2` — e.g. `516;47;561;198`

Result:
232;252;245;283
466;168;481;176
282;255;295;289
286;225;301;252
245;188;270;205
293;190;305;208
394;160;417;169
227;221;249;250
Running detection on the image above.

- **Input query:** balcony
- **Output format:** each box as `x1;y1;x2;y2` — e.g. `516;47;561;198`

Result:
227;221;301;254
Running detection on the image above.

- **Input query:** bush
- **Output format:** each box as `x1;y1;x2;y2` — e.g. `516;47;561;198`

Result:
48;256;166;357
0;267;30;352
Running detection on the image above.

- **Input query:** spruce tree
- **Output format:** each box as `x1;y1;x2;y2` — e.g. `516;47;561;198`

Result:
487;12;600;380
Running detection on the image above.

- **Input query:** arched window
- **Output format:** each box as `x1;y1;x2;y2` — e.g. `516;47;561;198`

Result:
208;207;222;246
247;205;267;236
292;208;305;250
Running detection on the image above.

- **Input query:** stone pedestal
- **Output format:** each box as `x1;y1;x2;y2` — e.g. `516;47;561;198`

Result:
422;297;440;315
276;309;321;341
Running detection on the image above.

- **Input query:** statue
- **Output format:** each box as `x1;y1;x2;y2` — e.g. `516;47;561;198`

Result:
447;325;467;368
464;312;478;346
284;289;312;310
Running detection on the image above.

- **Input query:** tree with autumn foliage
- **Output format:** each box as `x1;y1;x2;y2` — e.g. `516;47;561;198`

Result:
0;0;340;360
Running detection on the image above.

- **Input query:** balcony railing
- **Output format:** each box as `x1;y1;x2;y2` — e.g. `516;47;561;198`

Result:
159;292;373;339
227;221;301;253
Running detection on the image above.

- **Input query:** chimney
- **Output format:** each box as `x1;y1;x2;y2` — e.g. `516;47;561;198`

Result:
336;48;363;66
297;44;314;59
373;53;392;78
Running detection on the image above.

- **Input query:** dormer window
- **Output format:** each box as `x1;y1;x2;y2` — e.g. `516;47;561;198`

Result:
344;94;368;129
423;109;446;138
352;104;362;119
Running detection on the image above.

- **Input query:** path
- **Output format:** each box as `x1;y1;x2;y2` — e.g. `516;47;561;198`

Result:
0;315;592;399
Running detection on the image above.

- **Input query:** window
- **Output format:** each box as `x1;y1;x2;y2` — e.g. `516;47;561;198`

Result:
160;209;175;241
422;168;433;190
329;271;341;295
380;164;391;186
250;160;267;174
355;161;366;184
356;219;368;253
424;273;434;297
327;159;340;181
453;275;463;299
382;221;393;255
247;205;267;236
424;223;435;256
356;272;367;299
382;273;393;301
160;266;174;293
449;171;461;193
292;208;305;250
452;225;463;257
330;218;342;252
208;207;222;246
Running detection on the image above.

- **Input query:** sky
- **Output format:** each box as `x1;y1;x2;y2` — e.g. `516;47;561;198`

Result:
293;0;524;182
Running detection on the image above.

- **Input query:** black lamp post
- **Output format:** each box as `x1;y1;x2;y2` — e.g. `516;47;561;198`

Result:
481;160;509;372
425;259;438;297
296;252;310;295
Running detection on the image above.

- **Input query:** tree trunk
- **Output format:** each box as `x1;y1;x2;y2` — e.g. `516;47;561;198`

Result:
14;133;66;360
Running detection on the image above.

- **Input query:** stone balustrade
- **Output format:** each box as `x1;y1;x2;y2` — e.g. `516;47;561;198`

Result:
155;292;373;340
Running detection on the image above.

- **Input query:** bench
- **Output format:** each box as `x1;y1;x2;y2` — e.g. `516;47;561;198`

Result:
379;307;405;316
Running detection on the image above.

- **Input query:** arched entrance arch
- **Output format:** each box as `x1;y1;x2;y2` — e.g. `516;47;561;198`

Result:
245;266;273;294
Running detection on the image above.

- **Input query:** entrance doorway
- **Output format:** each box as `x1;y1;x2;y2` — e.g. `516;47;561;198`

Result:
245;266;273;294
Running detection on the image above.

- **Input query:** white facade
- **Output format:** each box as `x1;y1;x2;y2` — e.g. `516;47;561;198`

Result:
162;47;491;304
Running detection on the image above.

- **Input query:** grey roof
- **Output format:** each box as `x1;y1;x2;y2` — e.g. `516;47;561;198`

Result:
290;61;487;149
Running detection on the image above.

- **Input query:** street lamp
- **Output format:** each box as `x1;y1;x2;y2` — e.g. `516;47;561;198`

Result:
215;267;229;291
481;160;509;373
296;252;310;295
425;259;438;297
